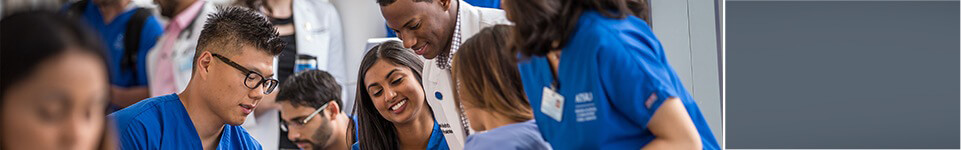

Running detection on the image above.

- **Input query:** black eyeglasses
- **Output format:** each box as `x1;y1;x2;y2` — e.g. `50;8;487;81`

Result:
211;53;279;94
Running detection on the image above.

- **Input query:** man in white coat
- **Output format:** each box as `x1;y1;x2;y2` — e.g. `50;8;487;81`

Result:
378;0;510;148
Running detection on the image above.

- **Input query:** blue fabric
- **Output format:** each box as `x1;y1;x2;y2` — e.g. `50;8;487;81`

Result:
464;120;551;150
78;0;163;88
109;94;263;150
349;115;360;143
516;10;719;150
350;121;449;150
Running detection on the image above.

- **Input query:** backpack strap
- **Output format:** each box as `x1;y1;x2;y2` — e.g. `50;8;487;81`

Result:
121;8;151;72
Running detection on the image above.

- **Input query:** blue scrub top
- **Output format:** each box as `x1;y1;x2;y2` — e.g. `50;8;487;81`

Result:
464;120;551;150
351;120;449;150
516;10;720;150
109;94;263;150
77;0;163;88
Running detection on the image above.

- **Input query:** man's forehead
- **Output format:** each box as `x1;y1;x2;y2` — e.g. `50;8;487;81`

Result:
382;7;413;27
381;0;433;27
279;102;315;115
232;47;276;76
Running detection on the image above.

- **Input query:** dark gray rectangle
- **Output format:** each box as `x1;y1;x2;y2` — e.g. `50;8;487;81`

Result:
726;1;960;149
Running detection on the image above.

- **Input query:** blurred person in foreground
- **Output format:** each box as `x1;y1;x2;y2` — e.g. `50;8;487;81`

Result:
1;11;117;150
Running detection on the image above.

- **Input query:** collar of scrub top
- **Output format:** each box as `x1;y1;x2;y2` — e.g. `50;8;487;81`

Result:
435;0;463;70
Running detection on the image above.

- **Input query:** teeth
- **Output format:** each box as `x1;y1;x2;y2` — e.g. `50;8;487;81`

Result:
390;100;406;111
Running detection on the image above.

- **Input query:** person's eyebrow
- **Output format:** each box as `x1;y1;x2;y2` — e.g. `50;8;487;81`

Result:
385;69;399;80
246;64;274;78
402;18;416;29
290;116;308;122
367;82;381;90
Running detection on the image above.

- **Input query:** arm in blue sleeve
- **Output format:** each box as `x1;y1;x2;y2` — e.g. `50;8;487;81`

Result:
597;39;678;129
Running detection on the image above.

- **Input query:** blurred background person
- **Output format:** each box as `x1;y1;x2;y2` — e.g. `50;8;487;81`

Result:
63;0;165;112
276;70;358;150
1;11;116;150
233;0;347;148
504;0;719;149
451;25;551;150
351;41;449;150
145;0;215;97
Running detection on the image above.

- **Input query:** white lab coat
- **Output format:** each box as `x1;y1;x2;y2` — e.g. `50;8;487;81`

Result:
421;1;511;149
145;2;215;96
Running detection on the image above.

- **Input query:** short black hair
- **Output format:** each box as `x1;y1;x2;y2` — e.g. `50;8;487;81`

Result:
276;70;342;110
196;6;284;59
376;0;433;7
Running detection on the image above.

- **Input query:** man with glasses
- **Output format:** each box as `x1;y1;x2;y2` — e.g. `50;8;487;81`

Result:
109;6;284;150
275;70;358;150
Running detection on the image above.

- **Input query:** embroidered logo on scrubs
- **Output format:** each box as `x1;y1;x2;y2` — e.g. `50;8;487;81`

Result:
574;92;596;122
645;93;657;109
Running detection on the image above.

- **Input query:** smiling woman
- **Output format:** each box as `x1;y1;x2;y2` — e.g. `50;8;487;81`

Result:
351;41;451;150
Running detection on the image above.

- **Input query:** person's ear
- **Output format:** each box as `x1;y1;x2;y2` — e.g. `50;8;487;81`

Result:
440;0;452;11
194;51;213;80
326;101;341;120
196;51;213;80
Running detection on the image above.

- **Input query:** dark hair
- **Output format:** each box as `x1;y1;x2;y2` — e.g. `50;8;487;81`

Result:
1;11;109;100
276;70;342;110
376;0;433;7
350;40;424;150
504;0;650;57
452;25;533;123
196;6;284;60
0;10;111;149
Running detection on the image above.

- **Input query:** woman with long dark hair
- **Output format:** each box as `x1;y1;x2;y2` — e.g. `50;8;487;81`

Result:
350;41;450;150
1;11;116;150
503;0;720;149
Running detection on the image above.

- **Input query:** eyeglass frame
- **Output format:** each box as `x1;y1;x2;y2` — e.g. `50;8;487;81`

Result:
281;101;331;131
210;53;279;94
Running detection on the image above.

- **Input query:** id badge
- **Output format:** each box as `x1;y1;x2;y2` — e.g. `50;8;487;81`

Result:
541;87;564;122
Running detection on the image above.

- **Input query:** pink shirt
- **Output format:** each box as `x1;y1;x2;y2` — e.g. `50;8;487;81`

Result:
150;0;205;97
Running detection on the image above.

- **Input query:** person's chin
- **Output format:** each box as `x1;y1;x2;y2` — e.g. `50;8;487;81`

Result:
422;48;444;60
295;142;314;150
226;116;247;125
388;112;414;124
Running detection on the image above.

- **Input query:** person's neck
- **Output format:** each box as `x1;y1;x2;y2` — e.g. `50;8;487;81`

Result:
179;88;226;149
448;0;459;18
323;114;351;150
546;50;562;77
394;109;435;150
173;0;199;18
265;0;292;18
438;0;461;56
479;111;520;131
96;0;130;24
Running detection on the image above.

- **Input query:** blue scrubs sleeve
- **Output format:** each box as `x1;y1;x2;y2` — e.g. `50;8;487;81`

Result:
596;39;679;128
